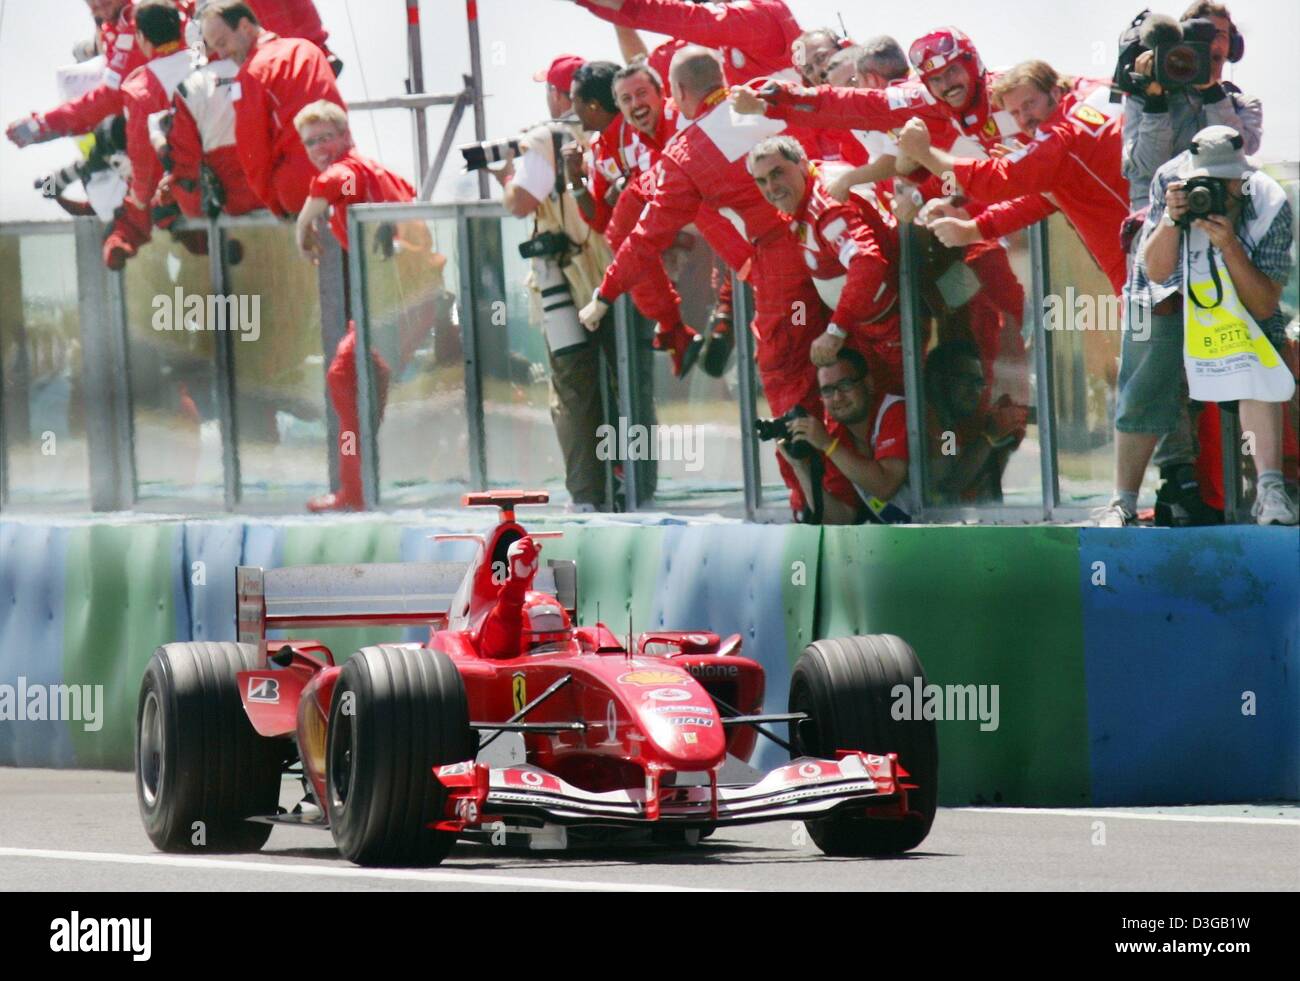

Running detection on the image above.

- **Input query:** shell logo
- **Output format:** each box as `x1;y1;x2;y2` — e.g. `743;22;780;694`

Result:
619;670;688;686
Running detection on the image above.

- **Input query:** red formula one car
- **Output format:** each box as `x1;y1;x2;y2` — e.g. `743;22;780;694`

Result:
135;492;937;865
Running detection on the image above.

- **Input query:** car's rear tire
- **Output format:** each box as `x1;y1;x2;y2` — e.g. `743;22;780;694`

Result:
325;645;474;866
135;642;284;852
788;635;938;856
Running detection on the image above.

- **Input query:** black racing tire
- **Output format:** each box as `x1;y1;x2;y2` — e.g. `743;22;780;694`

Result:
788;635;938;856
135;642;284;852
325;646;474;866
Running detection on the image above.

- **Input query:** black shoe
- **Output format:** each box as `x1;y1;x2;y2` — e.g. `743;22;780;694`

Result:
1154;464;1223;527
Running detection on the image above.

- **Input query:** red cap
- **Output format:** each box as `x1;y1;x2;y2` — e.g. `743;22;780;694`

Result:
534;54;585;93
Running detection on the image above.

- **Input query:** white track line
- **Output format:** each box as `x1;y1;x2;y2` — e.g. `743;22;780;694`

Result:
0;847;718;891
958;807;1300;827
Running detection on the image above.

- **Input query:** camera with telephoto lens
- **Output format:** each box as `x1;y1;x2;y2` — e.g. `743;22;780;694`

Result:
459;137;524;172
1177;176;1229;227
754;404;816;460
518;230;573;261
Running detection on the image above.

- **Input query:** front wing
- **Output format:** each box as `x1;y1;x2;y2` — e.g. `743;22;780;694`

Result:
433;752;914;831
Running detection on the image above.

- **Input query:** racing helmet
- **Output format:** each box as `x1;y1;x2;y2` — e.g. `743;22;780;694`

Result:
521;592;575;654
908;28;985;111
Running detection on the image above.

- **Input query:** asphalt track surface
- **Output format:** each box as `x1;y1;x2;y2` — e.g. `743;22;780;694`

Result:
2;770;1297;891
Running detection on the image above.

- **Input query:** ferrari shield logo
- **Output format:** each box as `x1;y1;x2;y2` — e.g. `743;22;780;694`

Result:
1073;104;1106;127
512;672;527;713
982;117;998;138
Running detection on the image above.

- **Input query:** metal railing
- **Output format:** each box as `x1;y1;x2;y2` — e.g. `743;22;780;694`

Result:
1;165;1296;521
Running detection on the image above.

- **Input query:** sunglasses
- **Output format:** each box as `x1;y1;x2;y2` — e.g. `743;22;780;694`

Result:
908;32;958;73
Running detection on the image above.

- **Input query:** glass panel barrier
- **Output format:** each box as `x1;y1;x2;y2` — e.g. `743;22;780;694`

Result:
1046;213;1123;510
470;214;566;496
910;223;1043;516
641;232;744;513
120;232;220;509
0;227;89;509
354;214;471;507
224;221;330;511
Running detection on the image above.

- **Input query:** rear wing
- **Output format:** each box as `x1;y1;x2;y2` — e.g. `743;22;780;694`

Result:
236;559;577;645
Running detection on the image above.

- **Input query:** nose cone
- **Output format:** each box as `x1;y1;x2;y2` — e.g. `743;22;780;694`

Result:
616;669;727;766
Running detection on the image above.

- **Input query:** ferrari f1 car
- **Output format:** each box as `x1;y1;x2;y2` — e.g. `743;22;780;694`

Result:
134;491;937;865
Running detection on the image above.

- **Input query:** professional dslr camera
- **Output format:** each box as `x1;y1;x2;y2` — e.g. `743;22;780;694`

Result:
517;229;574;261
1176;176;1229;226
754;404;816;460
1113;10;1220;98
459;137;525;172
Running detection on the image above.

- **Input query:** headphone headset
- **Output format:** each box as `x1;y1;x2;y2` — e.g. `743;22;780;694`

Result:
1227;19;1244;63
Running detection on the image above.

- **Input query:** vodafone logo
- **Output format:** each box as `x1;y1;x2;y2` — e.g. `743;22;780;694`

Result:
798;762;822;779
521;771;544;786
645;688;692;702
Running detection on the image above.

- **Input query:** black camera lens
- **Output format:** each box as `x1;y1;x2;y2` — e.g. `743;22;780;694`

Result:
1164;45;1198;83
1186;185;1213;214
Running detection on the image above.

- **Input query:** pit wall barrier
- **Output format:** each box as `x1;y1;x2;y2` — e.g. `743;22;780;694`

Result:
1;518;1296;805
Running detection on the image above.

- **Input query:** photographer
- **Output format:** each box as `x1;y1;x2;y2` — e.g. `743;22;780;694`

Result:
1101;125;1296;527
489;55;638;512
785;347;910;525
1118;2;1262;525
1123;3;1261;210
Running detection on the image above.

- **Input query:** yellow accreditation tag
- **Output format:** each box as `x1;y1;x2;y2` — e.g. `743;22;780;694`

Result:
1185;278;1281;367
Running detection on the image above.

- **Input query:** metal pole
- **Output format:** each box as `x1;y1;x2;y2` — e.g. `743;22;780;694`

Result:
732;275;762;519
1029;221;1059;521
1220;406;1242;523
466;0;490;200
456;210;488;489
316;225;350;496
613;295;639;511
405;0;430;182
896;224;927;519
209;218;242;510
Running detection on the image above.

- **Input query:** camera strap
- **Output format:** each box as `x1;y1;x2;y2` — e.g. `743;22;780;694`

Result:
1183;232;1224;310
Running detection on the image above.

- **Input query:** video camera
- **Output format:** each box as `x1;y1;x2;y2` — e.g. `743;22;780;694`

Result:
754;404;816;460
1113;10;1219;98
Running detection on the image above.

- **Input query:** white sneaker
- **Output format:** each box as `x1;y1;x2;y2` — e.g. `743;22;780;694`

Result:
1091;500;1138;527
1252;483;1298;526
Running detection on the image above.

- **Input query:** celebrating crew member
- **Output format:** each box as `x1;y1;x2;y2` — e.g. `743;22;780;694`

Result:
102;1;197;269
897;61;1129;293
199;0;345;216
159;51;263;219
747;136;902;392
565;61;705;376
5;0;334;148
578;46;856;520
572;0;802;86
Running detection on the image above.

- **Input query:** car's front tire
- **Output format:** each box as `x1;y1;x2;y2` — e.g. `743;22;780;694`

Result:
789;634;938;856
325;646;474;866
